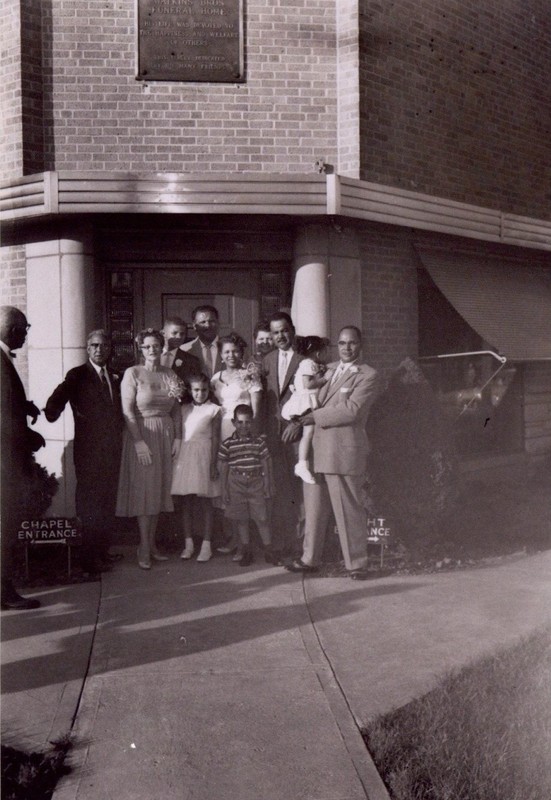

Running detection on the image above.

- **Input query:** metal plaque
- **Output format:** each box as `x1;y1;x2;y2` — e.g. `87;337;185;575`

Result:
137;0;243;82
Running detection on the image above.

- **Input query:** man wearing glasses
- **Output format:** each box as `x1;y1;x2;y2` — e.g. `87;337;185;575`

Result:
44;330;124;576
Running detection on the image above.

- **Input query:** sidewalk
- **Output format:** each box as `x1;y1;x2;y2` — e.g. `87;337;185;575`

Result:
2;547;551;799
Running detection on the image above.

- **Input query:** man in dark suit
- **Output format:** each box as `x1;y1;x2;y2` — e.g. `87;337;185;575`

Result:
262;312;304;558
160;316;201;384
1;306;44;610
44;330;123;575
284;326;379;580
180;305;223;378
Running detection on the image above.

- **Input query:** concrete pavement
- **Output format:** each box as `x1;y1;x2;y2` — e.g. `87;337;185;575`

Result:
2;547;550;799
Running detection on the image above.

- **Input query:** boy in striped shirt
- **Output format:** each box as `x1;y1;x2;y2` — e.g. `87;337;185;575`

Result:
218;404;275;566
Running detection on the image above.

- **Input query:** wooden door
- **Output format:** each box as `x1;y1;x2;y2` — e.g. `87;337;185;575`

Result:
142;268;260;354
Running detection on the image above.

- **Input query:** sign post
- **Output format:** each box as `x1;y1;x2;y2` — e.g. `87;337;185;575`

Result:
18;519;83;579
366;517;391;569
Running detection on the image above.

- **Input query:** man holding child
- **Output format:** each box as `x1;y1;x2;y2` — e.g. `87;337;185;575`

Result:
283;326;378;580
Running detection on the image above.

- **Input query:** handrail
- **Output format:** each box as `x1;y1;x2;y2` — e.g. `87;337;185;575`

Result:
419;351;508;417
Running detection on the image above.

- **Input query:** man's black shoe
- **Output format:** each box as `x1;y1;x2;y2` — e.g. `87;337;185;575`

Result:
1;594;41;610
285;558;319;573
239;549;254;567
264;547;283;566
82;560;111;574
103;553;124;563
349;569;370;581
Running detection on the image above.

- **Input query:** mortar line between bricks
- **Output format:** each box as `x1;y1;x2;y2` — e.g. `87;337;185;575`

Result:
292;581;391;800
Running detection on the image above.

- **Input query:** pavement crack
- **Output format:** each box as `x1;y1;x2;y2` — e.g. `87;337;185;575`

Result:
69;579;103;732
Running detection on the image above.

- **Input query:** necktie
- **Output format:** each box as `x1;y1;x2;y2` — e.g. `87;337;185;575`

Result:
279;350;288;391
331;363;344;385
202;343;215;377
100;368;113;402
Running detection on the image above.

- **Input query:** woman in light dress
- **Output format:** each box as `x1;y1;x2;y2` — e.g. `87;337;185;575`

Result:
211;332;262;440
116;329;182;570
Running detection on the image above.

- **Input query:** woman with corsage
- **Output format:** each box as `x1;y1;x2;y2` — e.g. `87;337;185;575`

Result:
210;332;262;557
211;332;262;440
116;329;183;569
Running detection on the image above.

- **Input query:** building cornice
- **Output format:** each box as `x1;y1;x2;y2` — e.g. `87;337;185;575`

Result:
1;171;550;251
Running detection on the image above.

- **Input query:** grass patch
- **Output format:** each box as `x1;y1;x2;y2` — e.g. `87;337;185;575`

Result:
363;626;551;800
1;736;72;800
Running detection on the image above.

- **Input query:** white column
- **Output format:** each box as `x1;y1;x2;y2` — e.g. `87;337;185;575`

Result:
26;232;94;516
292;224;330;338
292;223;362;354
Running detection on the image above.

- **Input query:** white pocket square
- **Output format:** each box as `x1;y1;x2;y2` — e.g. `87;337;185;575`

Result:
340;387;352;393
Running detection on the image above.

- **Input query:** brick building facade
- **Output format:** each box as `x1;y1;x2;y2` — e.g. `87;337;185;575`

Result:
1;0;550;515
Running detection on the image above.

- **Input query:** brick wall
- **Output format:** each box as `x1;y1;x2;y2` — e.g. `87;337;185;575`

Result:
42;0;338;173
359;0;551;218
1;0;23;179
359;224;419;373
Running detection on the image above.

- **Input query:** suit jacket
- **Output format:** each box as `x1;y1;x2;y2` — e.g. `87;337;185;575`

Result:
1;349;42;484
261;348;304;439
312;361;379;475
45;362;123;515
164;347;202;384
181;338;222;378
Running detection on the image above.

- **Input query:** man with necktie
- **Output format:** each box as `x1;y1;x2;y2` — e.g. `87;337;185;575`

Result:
180;305;222;379
160;316;201;384
1;306;45;610
261;312;304;559
44;330;124;575
283;326;379;580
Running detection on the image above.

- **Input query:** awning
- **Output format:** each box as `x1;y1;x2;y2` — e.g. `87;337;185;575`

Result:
416;248;551;360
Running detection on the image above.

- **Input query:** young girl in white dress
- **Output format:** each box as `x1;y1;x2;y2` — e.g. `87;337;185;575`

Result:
281;336;330;484
171;374;222;562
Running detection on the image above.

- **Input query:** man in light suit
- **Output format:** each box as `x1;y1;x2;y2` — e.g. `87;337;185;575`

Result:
262;312;304;558
1;306;44;609
44;330;123;575
180;305;222;379
160;316;201;383
284;326;378;580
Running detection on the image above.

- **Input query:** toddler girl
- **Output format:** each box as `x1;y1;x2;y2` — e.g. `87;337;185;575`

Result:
171;374;222;562
281;335;329;484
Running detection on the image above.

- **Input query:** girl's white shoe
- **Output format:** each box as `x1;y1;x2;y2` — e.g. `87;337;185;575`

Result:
295;461;316;484
180;539;194;560
196;540;212;562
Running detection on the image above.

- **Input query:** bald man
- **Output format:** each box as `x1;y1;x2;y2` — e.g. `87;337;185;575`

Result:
0;306;44;609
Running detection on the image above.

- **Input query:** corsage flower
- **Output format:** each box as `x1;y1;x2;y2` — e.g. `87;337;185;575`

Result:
164;374;187;403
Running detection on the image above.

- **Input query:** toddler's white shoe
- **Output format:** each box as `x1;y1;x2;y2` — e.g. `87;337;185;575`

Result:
196;541;212;562
180;539;194;560
295;461;316;484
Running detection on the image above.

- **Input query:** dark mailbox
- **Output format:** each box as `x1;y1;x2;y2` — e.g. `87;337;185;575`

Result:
138;0;243;82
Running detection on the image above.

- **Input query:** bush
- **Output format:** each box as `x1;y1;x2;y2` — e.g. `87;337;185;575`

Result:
367;358;457;557
18;459;59;519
